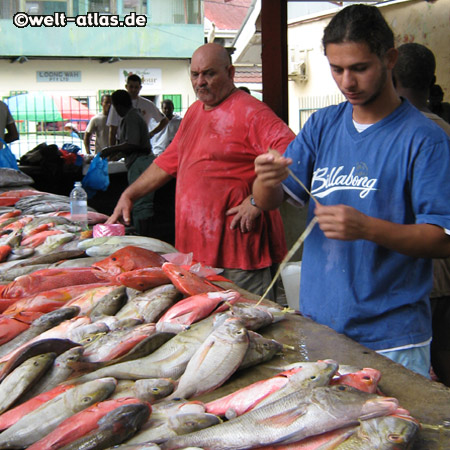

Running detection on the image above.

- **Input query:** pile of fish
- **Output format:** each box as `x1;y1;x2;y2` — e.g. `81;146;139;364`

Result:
0;184;420;449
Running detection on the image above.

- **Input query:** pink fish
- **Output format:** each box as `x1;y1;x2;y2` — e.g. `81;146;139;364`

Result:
0;384;76;431
48;210;110;225
27;397;149;450
0;189;45;198
0;245;11;263
1;215;33;232
1;267;106;299
157;290;241;331
204;365;305;417
0;316;91;364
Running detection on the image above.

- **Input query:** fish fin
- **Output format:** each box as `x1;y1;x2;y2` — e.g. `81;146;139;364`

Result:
255;404;308;428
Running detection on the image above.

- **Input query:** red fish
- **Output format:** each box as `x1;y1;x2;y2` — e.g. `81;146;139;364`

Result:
0;197;21;207
1;267;106;299
27;397;149;450
1;215;33;232
157;290;241;331
116;267;170;291
161;262;222;296
0;190;44;198
92;245;166;277
2;282;113;315
0;245;11;263
0;210;21;224
21;229;64;248
0;383;75;431
22;222;53;238
330;367;382;394
0;311;43;345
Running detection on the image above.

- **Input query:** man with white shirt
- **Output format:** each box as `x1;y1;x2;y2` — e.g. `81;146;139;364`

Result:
107;74;168;146
149;99;182;244
84;94;112;154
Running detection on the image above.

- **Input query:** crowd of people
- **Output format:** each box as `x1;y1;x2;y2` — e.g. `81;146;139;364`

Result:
2;4;449;384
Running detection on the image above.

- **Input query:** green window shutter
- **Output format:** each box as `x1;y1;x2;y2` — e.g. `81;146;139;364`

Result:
163;94;182;113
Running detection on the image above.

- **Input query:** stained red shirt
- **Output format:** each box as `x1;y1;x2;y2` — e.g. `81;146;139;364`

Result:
155;90;295;270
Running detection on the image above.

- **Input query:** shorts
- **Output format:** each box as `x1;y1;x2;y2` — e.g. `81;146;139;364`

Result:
378;344;431;378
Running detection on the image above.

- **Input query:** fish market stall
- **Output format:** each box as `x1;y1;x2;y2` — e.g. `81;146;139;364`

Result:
207;282;450;450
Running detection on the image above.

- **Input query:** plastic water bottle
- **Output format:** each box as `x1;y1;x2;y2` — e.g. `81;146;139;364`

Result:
70;181;88;229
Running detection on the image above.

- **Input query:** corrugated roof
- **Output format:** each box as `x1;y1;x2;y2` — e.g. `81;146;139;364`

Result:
234;66;262;83
204;0;253;31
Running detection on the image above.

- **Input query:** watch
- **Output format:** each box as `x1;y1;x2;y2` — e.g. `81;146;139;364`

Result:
250;195;258;207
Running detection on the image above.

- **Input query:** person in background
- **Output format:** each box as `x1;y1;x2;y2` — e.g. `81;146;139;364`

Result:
64;122;80;138
253;4;450;377
101;90;155;236
107;74;168;146
83;94;112;155
0;100;19;149
149;99;182;245
106;43;295;298
238;86;251;94
393;42;450;386
429;84;450;124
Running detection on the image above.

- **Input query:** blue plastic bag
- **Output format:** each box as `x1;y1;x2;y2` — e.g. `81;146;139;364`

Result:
0;137;19;170
81;154;110;198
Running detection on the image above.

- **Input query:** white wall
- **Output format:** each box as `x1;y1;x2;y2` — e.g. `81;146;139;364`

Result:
287;0;450;133
0;58;196;114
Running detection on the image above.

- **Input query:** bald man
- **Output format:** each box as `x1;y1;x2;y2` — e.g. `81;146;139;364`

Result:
107;43;295;297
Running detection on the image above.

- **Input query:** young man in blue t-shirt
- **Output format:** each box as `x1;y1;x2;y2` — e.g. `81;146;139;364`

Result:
253;4;450;377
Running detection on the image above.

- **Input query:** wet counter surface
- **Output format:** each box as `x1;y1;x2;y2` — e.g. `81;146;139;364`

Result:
203;283;450;450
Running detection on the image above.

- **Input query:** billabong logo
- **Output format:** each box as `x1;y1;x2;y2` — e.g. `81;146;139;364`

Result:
311;164;377;198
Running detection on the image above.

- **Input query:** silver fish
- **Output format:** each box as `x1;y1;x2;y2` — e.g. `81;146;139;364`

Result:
77;236;177;255
20;346;85;401
169;318;249;400
0;168;33;188
163;385;400;450
335;414;420;449
0;352;55;414
116;284;182;323
0;377;117;448
110;378;176;403
89;285;128;321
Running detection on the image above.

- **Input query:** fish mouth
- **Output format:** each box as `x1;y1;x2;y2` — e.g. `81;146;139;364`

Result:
360;396;399;420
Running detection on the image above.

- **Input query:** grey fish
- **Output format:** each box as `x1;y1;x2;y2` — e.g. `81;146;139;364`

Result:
0;377;117;448
162;385;400;450
111;444;161;450
335;414;420;449
6;245;35;260
53;256;104;268
0;168;33;188
58;403;151;450
0;306;80;358
89;285;128;321
20;346;85;402
116;284;181;323
14;248;86;267
34;232;75;255
126;411;221;445
238;331;284;371
110;378;176;403
169;318;249;400
0;352;55;414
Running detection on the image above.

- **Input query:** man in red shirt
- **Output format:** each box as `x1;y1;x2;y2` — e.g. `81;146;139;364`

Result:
107;43;295;297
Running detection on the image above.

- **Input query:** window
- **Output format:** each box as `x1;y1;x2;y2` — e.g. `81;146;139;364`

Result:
163;94;182;113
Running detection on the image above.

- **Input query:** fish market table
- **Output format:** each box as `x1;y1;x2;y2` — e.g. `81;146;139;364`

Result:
205;284;450;449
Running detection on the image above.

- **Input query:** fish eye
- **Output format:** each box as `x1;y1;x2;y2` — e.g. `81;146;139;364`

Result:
310;375;316;380
82;396;93;403
111;257;117;261
337;385;347;391
388;433;403;442
152;388;160;392
363;376;371;380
